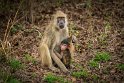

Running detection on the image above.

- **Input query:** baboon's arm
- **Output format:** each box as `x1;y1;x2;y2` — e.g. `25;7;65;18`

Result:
54;50;62;59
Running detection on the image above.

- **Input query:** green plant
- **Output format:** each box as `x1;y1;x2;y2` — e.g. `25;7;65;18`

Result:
92;74;99;80
10;23;23;34
86;0;92;8
31;73;36;78
94;52;110;62
9;58;23;70
44;73;69;83
89;60;99;68
71;70;88;78
98;33;108;45
104;22;111;32
0;70;11;82
0;69;21;83
7;77;21;83
24;54;36;64
73;63;83;70
87;40;93;48
103;68;110;74
117;64;124;70
56;0;64;7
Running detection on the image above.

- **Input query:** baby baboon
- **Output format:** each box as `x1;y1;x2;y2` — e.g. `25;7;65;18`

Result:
55;36;75;69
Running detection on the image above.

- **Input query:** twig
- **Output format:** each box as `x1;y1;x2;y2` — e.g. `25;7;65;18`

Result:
3;17;12;42
2;0;24;58
4;0;24;47
0;40;7;57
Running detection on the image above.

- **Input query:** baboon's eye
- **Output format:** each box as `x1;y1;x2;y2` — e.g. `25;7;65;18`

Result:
57;17;65;23
57;17;65;29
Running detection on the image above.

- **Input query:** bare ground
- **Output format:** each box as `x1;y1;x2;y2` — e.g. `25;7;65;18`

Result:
0;0;124;83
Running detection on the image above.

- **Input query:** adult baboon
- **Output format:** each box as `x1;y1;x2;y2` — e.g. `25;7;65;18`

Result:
39;11;69;72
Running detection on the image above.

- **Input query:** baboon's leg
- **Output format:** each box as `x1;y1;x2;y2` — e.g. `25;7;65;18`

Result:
39;44;59;71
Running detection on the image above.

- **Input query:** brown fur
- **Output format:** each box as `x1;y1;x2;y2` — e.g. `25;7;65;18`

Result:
39;11;69;72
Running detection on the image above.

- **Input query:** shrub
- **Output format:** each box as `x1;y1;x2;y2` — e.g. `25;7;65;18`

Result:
9;58;23;70
94;52;110;62
117;64;124;70
89;60;99;68
44;73;69;83
71;70;88;78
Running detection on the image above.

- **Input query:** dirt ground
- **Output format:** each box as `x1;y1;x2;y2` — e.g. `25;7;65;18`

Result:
0;0;124;83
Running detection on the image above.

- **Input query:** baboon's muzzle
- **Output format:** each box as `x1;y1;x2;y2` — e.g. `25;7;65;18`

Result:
59;23;64;29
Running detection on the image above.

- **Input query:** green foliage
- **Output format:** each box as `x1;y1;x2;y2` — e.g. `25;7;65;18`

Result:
31;73;36;78
117;64;124;70
92;74;99;80
56;0;64;7
103;69;109;74
0;70;21;83
98;21;111;45
71;70;88;78
94;52;110;62
75;43;82;52
86;0;92;8
24;54;37;64
9;58;23;70
89;60;99;68
10;24;23;34
0;50;6;62
89;52;110;69
0;70;10;82
7;78;21;83
98;33;108;44
73;63;83;70
44;73;69;83
105;22;111;32
87;40;93;48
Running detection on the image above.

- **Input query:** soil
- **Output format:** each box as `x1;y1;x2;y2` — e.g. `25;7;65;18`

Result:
0;0;124;83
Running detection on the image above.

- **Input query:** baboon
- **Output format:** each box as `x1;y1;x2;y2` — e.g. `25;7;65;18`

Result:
39;11;69;72
54;36;75;69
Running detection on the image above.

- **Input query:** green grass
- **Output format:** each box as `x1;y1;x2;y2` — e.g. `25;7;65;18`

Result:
86;0;92;8
89;51;110;68
94;52;110;62
0;70;10;82
92;74;99;80
10;23;23;34
117;64;124;70
73;63;83;70
24;54;37;64
31;73;36;78
71;70;88;78
44;73;69;83
9;58;23;70
89;60;99;68
0;70;21;83
7;78;21;83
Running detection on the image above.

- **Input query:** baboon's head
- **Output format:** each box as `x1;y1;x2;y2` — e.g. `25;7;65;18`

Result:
54;11;68;29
